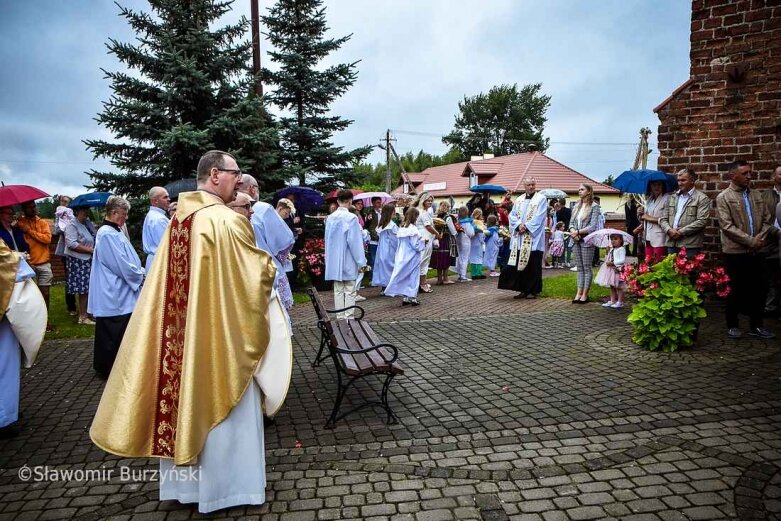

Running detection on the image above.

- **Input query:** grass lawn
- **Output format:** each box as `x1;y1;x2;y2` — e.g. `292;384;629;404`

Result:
540;269;610;300
46;284;96;341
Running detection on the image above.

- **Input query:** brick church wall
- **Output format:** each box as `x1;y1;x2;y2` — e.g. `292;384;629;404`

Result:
654;0;781;252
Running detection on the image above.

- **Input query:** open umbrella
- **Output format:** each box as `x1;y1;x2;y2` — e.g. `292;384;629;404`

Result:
274;186;324;212
583;228;634;249
539;188;567;199
164;178;197;201
69;192;113;209
325;188;364;201
470;184;507;195
0;185;50;207
613;169;677;195
352;191;394;205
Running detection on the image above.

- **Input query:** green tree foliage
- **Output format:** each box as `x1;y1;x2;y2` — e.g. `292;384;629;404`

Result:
443;83;551;159
262;0;372;192
603;174;616;186
84;0;280;198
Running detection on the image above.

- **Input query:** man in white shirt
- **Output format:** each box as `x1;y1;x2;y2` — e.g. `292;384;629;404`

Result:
142;187;171;271
325;190;366;318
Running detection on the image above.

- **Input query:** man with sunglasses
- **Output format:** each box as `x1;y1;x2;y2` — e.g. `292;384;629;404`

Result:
91;150;292;513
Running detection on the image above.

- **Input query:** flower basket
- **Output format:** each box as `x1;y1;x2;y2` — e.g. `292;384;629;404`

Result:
623;249;730;352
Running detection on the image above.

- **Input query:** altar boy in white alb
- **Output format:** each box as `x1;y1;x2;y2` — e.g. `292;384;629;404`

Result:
324;190;366;318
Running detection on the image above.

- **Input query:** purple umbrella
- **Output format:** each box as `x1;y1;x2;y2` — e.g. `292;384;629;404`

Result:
583;228;634;249
274;186;324;213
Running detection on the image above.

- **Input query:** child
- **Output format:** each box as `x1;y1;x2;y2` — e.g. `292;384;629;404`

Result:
595;234;627;309
549;221;566;268
483;215;502;277
371;203;399;292
469;209;486;279
455;206;474;282
385;207;425;306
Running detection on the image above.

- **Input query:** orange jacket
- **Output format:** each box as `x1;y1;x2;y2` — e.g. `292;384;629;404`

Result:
17;216;52;265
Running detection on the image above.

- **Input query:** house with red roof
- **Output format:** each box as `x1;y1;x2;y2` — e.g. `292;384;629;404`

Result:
392;152;622;212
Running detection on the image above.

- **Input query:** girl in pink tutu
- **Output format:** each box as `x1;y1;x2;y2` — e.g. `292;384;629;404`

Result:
549;221;566;268
595;234;627;309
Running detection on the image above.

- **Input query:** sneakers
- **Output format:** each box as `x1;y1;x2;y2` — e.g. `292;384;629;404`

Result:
570;266;578;272
748;327;776;339
457;278;472;282
727;328;742;339
409;298;420;306
611;302;624;309
78;317;96;325
401;298;410;306
354;295;367;302
488;271;500;277
602;301;615;308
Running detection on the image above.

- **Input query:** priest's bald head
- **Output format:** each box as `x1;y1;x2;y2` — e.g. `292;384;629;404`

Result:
239;174;259;202
196;150;242;203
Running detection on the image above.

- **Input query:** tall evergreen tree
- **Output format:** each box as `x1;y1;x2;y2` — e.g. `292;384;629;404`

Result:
84;0;281;197
262;0;372;191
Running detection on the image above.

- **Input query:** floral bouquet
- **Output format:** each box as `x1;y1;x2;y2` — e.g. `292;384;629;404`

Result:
622;248;730;352
299;238;325;278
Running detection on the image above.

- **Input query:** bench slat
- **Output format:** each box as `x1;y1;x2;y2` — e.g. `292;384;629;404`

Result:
348;320;392;371
328;326;362;375
334;320;375;372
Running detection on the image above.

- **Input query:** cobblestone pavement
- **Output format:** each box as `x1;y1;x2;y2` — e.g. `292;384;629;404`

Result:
1;277;780;520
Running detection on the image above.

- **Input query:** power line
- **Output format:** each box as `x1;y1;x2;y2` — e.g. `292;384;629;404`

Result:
0;159;112;165
389;128;657;147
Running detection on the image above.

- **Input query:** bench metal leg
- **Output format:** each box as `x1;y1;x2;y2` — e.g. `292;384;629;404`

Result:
381;374;399;425
324;367;400;429
312;327;328;367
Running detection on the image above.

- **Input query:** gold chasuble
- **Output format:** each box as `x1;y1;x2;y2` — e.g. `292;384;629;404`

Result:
0;240;21;318
90;191;281;465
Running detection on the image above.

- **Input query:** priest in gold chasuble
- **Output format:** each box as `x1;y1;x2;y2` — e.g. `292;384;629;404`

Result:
90;151;293;513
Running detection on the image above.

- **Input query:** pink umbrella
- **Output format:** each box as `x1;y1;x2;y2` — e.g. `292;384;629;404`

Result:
351;191;394;205
583;228;633;249
0;185;50;207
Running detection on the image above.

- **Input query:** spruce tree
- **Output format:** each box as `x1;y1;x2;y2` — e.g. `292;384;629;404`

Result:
84;0;281;197
262;0;371;191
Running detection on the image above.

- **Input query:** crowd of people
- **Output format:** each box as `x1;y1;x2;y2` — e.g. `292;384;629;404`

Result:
321;161;781;340
1;150;780;513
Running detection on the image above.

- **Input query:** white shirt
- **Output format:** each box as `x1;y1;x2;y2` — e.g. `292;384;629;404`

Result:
672;189;692;229
416;210;435;241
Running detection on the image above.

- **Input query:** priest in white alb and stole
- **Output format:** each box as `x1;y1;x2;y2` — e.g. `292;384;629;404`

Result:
498;178;549;299
90;150;293;513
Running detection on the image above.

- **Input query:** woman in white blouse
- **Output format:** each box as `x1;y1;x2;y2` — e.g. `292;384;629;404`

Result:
635;181;670;264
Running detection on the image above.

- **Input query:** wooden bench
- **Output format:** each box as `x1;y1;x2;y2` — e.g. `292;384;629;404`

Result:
308;288;404;428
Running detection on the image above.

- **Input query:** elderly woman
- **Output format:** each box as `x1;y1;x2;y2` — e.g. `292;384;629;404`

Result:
64;206;96;324
635;181;670;264
87;196;145;378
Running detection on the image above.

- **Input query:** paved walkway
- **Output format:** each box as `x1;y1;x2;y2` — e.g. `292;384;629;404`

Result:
1;277;780;520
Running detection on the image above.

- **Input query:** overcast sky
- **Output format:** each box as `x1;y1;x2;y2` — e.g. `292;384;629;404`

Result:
0;0;691;196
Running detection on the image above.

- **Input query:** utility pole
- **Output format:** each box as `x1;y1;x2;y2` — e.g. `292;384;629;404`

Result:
250;0;263;97
384;129;392;193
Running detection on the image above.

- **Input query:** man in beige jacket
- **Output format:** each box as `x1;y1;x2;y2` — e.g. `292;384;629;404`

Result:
658;168;712;258
715;160;775;340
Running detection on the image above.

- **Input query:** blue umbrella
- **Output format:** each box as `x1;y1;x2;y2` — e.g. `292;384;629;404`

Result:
613;170;677;195
69;192;113;208
470;184;507;195
274;186;324;213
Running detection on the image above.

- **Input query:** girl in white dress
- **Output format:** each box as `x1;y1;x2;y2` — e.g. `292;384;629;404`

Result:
371;203;399;291
595;234;627;309
385;208;425;306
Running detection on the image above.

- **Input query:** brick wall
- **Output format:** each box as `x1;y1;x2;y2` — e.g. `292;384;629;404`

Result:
654;0;781;252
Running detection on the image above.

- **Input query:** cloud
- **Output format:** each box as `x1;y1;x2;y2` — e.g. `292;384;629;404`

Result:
0;0;690;195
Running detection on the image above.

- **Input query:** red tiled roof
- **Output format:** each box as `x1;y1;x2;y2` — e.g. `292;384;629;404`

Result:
392;152;618;197
653;78;694;113
463;162;503;176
